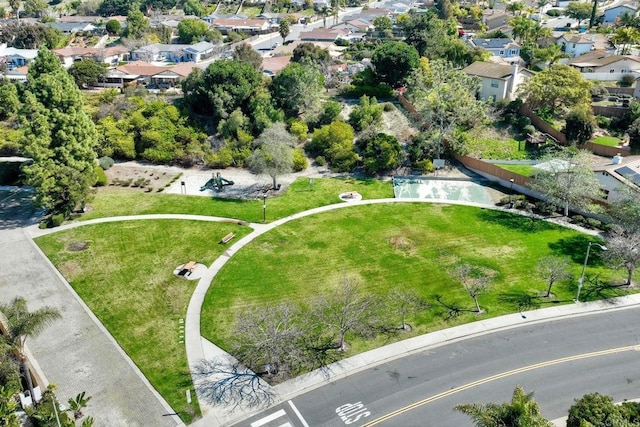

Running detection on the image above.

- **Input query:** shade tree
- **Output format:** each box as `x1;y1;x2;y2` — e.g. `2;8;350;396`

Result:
371;41;420;87
356;132;402;175
21;48;98;215
519;64;591;116
177;17;208;43
306;121;357;172
232;43;263;71
270;62;324;119
247;122;298;188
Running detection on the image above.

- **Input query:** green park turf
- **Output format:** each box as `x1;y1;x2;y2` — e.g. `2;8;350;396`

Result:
35;179;631;419
79;177;394;223
201;203;626;356
593;136;621;147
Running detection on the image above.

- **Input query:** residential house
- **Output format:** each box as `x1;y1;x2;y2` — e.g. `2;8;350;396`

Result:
131;43;187;62
262;55;291;77
211;19;271;34
482;10;510;31
557;33;595;57
54;45;130;68
462;61;532;101
602;3;637;26
103;61;197;88
201;13;248;24
333;18;373;33
300;28;350;42
182;41;215;62
594;156;640;202
568;50;640;80
468;38;521;60
0;44;38;69
3;65;28;82
45;21;97;35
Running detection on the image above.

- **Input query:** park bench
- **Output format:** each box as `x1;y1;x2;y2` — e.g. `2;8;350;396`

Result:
220;232;235;244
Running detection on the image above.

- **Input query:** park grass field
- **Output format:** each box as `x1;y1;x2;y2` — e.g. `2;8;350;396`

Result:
201;203;626;356
35;179;631;420
35;220;253;423
80;177;394;223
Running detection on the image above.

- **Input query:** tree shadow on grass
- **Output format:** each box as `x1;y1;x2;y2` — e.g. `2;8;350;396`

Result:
497;290;574;314
475;209;558;234
547;235;608;265
580;275;630;303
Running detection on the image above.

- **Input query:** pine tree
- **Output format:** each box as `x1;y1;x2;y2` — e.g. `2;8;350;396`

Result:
20;48;97;216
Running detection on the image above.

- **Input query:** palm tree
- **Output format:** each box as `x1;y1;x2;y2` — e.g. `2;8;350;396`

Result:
534;44;570;66
611;26;640;55
0;297;61;406
617;10;639;28
320;5;329;28
455;385;554;427
509;15;533;43
506;0;525;16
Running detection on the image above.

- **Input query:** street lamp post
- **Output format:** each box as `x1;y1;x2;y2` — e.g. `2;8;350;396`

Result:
575;241;607;303
509;178;515;208
263;194;267;223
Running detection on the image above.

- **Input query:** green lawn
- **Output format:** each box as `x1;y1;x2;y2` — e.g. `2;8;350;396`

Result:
201;203;628;357
241;6;262;17
592;136;621;147
495;164;537;177
80;177;394;223
35;220;253;424
464;136;531;160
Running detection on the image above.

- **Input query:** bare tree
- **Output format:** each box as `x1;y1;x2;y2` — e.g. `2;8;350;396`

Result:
192;359;276;409
451;263;491;313
247;122;297;189
536;256;571;297
312;275;375;352
232;302;305;381
532;149;602;217
387;289;427;331
605;231;640;286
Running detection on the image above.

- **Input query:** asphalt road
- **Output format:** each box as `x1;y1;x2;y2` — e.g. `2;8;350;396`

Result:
239;307;640;427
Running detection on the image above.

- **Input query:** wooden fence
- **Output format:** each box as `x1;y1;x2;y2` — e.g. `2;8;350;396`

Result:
592;105;629;118
455;155;533;186
518;103;568;145
581;142;630;157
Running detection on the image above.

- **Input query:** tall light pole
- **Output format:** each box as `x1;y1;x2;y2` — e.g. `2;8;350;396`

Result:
575;241;607;303
263;194;267;223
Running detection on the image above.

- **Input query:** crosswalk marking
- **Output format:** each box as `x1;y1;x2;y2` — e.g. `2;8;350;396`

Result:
251;409;287;427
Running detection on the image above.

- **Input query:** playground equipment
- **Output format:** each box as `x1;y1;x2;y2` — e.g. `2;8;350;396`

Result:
200;172;234;192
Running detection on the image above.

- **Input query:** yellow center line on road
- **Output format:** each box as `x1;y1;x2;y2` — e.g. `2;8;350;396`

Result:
362;345;640;426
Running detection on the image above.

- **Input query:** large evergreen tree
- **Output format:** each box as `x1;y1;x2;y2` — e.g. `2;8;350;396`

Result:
20;48;98;216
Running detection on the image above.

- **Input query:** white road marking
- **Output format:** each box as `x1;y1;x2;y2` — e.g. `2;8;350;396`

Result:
288;400;310;427
251;409;287;427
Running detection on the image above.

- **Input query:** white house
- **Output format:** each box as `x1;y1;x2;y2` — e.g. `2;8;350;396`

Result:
182;41;215;63
594;156;640;202
557;34;595;57
569;50;640;80
602;3;637;26
333;18;373;33
462;61;532;102
45;22;97;35
210;18;270;34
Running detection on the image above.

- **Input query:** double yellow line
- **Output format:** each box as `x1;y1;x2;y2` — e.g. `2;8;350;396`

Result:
363;345;640;426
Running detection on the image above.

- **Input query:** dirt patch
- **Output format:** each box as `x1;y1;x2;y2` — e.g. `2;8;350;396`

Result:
388;235;417;255
59;261;82;279
339;101;419;144
104;164;182;193
67;240;90;252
